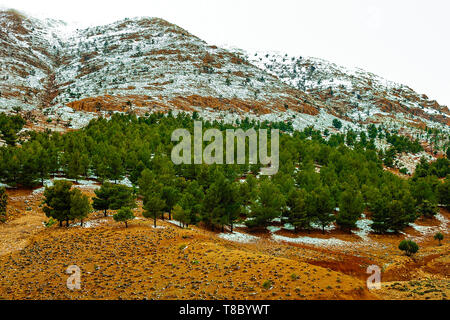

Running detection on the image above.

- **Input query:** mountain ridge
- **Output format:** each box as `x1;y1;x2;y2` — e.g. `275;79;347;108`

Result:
0;9;448;135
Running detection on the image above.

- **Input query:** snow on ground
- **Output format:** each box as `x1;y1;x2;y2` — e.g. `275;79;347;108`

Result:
218;231;260;244
283;223;295;231
267;226;281;233
395;151;433;175
32;178;100;194
70;218;108;228
272;234;351;248
151;225;166;229
233;223;247;228
407;213;448;241
352;217;374;241
167;220;183;227
111;177;134;188
311;221;336;231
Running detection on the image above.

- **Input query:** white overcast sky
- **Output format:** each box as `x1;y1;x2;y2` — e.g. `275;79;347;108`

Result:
1;0;449;106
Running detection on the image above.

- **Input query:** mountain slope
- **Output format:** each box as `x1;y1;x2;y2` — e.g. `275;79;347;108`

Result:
0;10;321;120
244;50;449;128
0;9;448;137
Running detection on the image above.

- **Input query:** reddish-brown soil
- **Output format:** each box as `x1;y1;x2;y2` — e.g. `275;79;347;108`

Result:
0;187;448;300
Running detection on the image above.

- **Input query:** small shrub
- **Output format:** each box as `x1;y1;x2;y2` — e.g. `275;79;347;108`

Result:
44;218;56;228
332;119;342;130
434;232;444;246
399;239;419;257
262;280;272;290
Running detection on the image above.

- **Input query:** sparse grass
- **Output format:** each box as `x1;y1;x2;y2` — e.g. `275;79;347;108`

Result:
262;280;273;290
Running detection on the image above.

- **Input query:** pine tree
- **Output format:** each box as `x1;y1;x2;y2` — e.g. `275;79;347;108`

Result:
372;197;416;233
42;180;73;227
336;190;364;231
138;168;157;197
108;151;124;183
70;188;92;226
438;179;449;209
113;207;135;228
0;114;26;146
307;185;335;234
417;200;438;218
92;182;114;216
434;232;444;246
203;172;241;231
179;180;203;226
65;151;84;182
0;187;7;223
109;184;136;210
246;180;285;229
161;186;179;220
287;189;310;232
172;204;188;228
143;191;165;228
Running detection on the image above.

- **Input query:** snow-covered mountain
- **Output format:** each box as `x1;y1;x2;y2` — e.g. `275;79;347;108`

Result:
0;10;319;118
0;9;448;135
243;51;449;128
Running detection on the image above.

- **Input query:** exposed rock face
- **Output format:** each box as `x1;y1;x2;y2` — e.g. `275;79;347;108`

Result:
0;9;448;134
0;10;320;117
245;51;449;126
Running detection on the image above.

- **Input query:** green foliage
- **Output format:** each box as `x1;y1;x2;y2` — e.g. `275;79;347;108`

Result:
70;188;92;224
262;279;272;290
0;187;7;222
92;182;136;218
161;186;179;218
113;207;135;228
336;190;364;231
109;184;136;210
416;157;450;179
143;191;166;227
203;171;241;231
42;180;91;226
0;113;26;146
0;112;445;234
371;197;416;233
434;232;444;246
398;239;419;256
92;182;114;216
44;217;56;228
416;200;438;218
287;188;310;231
42;180;73;226
172;204;188;228
438;180;450;209
246;179;285;228
385;133;423;154
306;185;335;233
332;119;342;130
367;124;378;139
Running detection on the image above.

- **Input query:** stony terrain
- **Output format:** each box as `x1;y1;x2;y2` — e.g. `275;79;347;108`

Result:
0;186;448;300
1;9;448;137
0;9;449;301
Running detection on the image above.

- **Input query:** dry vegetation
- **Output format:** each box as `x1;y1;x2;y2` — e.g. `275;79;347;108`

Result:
0;186;448;300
